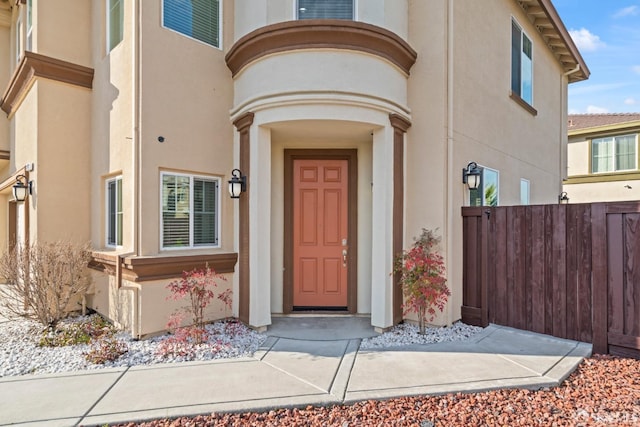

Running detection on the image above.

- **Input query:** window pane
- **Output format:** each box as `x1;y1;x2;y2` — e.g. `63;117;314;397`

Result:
520;179;530;205
116;178;123;245
298;0;353;20
615;135;637;171
511;21;521;95
162;175;190;247
483;169;499;207
194;179;218;245
163;0;220;47
108;181;116;245
521;34;533;104
592;138;613;173
109;0;123;51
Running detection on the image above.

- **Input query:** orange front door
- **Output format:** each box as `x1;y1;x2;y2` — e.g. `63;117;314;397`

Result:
293;159;349;308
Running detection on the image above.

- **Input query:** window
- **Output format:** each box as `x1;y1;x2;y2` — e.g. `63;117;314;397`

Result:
163;0;220;48
297;0;354;20
511;19;533;105
592;134;638;173
26;0;32;51
469;167;500;207
107;177;123;247
161;173;219;249
107;0;123;51
520;179;530;205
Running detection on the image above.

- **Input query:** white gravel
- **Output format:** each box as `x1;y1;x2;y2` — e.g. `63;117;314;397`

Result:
0;315;483;378
360;321;484;349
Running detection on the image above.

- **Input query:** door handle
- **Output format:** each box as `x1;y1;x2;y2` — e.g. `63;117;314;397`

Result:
342;249;348;267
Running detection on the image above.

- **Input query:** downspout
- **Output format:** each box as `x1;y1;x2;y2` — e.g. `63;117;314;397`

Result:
445;0;455;325
560;65;581;196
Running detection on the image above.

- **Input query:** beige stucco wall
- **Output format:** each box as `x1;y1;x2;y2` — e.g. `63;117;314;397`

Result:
0;22;10;154
34;0;92;67
405;0;568;325
137;0;234;257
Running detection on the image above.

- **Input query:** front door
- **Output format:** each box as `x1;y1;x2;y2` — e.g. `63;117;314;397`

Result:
292;158;349;309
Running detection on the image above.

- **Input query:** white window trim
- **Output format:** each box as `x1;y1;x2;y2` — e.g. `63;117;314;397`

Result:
160;171;221;250
160;0;222;50
15;18;22;65
591;134;639;174
511;17;534;106
295;0;357;20
106;176;123;248
26;0;32;52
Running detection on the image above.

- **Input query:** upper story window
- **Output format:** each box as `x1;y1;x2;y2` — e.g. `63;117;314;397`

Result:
591;134;638;173
163;0;220;48
297;0;354;20
161;172;220;249
107;0;124;52
511;19;533;105
107;176;123;247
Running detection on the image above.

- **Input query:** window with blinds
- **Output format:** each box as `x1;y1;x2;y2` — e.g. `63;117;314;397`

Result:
162;173;219;249
163;0;220;48
297;0;354;20
107;177;123;246
592;134;638;173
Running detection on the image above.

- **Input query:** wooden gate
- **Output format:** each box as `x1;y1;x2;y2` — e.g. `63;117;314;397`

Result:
462;202;640;358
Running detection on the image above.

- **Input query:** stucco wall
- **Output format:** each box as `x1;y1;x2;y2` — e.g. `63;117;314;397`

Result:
0;23;10;154
137;0;235;256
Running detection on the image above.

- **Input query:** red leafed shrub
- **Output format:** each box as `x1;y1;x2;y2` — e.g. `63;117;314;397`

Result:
394;229;450;334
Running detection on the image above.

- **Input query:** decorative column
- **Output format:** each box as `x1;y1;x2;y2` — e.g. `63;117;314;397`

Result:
389;113;411;325
233;112;254;325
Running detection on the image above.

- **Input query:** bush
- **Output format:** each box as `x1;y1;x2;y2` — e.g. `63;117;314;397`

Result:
0;241;92;328
394;229;450;334
84;336;128;364
39;315;115;347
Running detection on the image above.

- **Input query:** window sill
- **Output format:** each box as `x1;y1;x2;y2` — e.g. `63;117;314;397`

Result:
509;91;537;116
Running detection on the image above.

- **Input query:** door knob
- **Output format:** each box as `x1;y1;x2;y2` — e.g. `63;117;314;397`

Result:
342;249;348;267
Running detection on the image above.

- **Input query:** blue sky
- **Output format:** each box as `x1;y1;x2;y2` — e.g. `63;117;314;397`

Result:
553;0;640;114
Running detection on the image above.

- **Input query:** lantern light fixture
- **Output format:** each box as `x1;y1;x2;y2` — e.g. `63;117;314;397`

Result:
228;168;246;199
558;192;569;204
12;174;32;202
462;161;482;190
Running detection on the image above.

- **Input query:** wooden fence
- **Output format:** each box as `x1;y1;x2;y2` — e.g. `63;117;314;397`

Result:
461;202;640;358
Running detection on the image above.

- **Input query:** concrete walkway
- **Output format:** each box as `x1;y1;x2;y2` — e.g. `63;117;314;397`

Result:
0;323;591;427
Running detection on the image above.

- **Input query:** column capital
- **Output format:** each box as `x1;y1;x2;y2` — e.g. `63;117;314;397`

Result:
389;113;411;133
233;112;255;133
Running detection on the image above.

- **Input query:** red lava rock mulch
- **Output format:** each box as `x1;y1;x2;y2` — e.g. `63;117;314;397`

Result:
114;355;639;426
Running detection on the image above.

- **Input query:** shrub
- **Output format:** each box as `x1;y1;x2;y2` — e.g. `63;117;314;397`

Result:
394;229;450;334
0;241;92;328
39;315;117;347
84;336;128;364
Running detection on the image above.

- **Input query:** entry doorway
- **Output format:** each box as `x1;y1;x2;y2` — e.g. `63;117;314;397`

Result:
283;150;358;313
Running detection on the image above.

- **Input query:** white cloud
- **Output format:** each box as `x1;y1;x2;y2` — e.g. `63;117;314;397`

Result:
586;105;609;114
569;28;606;52
624;98;637;105
613;5;639;18
633;65;640;75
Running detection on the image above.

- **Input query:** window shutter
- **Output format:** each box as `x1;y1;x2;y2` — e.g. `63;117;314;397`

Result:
298;0;354;20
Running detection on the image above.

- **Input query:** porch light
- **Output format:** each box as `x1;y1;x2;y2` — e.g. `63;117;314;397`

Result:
12;174;32;202
558;192;569;204
228;168;246;199
462;162;481;190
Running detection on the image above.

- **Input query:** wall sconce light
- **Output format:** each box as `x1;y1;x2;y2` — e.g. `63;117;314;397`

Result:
558;192;569;204
462;162;481;190
228;168;246;199
12;174;33;202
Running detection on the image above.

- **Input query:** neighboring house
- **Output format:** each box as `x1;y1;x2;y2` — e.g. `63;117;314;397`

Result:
564;113;640;202
0;0;587;337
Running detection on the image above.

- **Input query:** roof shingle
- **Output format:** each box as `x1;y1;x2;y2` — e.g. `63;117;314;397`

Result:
568;113;640;131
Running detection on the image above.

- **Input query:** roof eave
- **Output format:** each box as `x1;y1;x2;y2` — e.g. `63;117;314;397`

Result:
517;0;590;83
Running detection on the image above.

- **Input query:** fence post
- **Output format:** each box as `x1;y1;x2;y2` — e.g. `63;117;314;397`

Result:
591;203;608;354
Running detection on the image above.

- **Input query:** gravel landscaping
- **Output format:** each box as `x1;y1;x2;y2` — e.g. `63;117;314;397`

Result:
112;355;640;426
0;314;482;377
